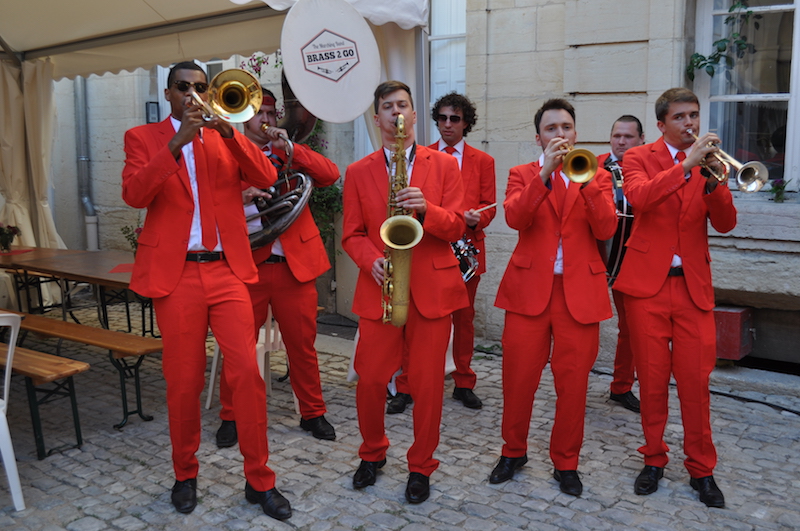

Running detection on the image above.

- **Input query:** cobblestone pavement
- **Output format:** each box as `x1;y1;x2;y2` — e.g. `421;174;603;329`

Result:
1;304;800;530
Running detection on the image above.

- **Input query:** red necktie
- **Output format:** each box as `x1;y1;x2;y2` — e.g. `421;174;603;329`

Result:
444;146;457;155
553;173;567;213
193;136;217;250
676;151;686;163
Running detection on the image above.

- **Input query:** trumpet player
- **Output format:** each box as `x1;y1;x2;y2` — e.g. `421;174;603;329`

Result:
388;92;497;413
490;98;617;496
614;88;736;508
215;87;339;448
597;115;645;414
342;81;468;504
122;62;290;519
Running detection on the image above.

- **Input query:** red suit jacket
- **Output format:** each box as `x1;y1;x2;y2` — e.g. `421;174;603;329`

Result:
614;138;737;309
122;118;276;298
495;162;618;324
342;144;469;320
251;143;340;282
428;142;496;275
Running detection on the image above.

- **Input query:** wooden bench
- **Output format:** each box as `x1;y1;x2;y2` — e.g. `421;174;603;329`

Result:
7;310;164;430
0;343;89;459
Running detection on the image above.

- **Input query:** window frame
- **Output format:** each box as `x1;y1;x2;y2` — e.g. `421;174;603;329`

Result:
693;0;800;191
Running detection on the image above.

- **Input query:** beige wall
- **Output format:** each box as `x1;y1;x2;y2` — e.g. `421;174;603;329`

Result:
465;0;800;345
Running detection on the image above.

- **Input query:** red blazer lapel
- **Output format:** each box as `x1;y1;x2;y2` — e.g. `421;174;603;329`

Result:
410;145;430;191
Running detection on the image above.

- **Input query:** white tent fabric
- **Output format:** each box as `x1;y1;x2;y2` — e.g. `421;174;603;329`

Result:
0;0;428;258
234;0;428;30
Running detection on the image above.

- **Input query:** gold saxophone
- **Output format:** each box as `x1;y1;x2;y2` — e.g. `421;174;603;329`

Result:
380;115;424;327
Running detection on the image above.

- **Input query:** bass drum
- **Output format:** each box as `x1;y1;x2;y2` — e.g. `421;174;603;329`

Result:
280;0;380;124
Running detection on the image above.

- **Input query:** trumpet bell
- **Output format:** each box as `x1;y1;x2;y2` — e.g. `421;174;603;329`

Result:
563;147;598;184
208;69;263;123
736;161;769;193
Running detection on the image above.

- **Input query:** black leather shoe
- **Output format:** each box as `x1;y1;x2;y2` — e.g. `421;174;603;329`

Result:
634;465;664;495
300;415;336;441
453;387;483;409
386;392;412;414
690;475;725;508
353;459;386;489
245;482;292;520
171;478;197;514
405;472;430;504
553;469;582;496
489;455;528;484
610;391;641;413
216;420;238;448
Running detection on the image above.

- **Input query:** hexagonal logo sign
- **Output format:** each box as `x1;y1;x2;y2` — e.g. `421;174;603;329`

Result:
301;30;360;82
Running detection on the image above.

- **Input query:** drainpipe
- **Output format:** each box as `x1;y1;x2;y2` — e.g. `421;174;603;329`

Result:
74;76;99;251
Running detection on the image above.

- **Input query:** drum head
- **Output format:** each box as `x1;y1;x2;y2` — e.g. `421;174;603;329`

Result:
281;0;380;123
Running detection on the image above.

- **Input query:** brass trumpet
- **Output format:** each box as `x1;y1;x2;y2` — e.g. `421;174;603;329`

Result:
687;130;769;193
188;68;263;123
562;145;599;184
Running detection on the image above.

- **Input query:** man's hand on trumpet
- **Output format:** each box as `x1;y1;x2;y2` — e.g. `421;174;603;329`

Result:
539;137;571;185
685;131;727;192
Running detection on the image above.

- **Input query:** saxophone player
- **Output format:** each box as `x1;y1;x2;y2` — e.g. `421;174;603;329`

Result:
342;81;468;504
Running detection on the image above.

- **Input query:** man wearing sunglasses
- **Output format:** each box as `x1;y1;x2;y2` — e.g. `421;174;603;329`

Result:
387;92;496;414
122;61;291;520
214;87;339;448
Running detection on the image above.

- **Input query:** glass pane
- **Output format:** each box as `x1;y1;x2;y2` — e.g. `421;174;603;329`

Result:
709;10;793;95
714;0;794;9
431;0;466;36
709;100;787;180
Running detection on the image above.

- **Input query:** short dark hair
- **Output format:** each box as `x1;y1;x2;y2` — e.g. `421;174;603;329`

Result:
655;88;699;122
373;81;413;114
534;98;576;135
431;92;478;136
613;115;644;136
167;61;206;88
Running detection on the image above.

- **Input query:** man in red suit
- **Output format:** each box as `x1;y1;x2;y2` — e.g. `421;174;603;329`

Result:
121;62;290;520
489;99;617;497
596;115;645;414
215;88;339;447
615;88;736;508
388;92;496;413
342;81;468;504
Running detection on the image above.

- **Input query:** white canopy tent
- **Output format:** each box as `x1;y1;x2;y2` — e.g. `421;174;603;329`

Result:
0;0;428;250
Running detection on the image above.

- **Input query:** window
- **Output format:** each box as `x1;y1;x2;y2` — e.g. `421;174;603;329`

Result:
694;0;798;189
429;0;466;141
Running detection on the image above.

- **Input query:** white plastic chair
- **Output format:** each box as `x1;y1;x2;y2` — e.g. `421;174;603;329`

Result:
0;313;25;511
205;307;297;412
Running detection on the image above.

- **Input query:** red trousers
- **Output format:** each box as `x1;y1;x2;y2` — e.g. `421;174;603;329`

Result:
395;274;480;394
500;276;599;470
610;288;636;394
624;276;717;478
153;260;275;491
354;302;450;476
220;261;326;421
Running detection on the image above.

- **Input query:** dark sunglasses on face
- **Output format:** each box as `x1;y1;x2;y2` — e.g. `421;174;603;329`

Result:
436;114;462;124
172;80;208;94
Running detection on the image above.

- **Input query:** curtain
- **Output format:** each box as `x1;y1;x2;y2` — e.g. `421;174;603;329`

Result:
0;60;35;246
22;58;66;250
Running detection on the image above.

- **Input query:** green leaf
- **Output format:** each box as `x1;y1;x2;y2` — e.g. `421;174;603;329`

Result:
706;65;716;77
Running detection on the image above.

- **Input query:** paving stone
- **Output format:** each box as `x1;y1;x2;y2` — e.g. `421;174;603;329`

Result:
0;304;799;529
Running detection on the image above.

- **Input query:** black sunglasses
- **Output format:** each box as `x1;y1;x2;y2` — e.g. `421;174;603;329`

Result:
436;114;462;124
172;80;209;94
